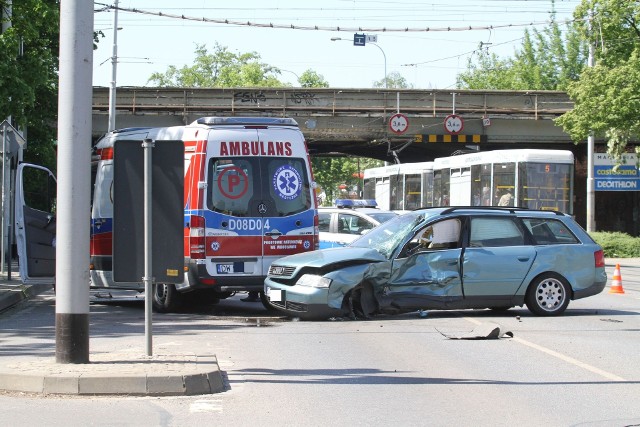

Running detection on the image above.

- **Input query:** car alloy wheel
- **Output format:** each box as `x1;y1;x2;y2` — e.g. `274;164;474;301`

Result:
525;273;570;316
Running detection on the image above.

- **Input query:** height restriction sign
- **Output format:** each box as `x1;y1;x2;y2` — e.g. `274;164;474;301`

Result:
389;113;409;134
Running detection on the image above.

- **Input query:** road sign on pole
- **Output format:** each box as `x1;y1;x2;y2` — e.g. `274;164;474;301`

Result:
389;113;409;134
444;114;464;135
354;33;366;46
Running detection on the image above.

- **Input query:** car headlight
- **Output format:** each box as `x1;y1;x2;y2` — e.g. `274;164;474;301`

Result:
296;274;332;288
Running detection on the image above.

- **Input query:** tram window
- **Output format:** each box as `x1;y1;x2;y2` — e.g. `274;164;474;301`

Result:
390;174;403;210
492;162;515;205
363;178;375;199
405;173;421;209
441;168;450;206
519;163;573;213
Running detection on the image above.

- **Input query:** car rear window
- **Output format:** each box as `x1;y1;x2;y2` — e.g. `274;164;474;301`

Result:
521;218;579;245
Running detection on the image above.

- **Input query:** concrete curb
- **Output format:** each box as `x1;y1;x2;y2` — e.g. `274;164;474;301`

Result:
0;353;225;396
0;283;52;313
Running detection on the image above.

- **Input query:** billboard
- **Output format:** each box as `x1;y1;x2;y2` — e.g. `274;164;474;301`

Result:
594;153;639;191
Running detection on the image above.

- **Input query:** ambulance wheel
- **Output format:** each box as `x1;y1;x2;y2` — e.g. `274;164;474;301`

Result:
152;283;182;313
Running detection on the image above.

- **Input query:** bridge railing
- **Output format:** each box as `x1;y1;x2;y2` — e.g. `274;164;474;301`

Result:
93;87;573;119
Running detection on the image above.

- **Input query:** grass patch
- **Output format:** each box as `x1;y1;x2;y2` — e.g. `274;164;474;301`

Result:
590;231;640;258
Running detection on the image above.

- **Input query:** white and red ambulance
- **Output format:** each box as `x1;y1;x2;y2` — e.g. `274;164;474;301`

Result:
90;117;319;312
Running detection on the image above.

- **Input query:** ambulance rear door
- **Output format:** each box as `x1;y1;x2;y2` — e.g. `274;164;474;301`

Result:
204;123;315;281
255;126;315;271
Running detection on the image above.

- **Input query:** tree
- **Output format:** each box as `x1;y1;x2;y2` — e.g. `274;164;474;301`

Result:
457;6;588;91
148;43;286;88
373;71;412;89
555;0;640;157
312;156;381;205
298;69;329;88
1;0;60;171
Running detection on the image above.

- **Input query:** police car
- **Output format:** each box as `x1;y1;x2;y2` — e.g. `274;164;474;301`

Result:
318;199;398;248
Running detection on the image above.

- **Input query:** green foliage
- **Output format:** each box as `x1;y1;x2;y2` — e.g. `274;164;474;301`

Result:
0;0;59;171
148;43;286;88
311;157;382;205
298;69;329;88
556;0;640;157
457;5;587;91
590;231;640;258
373;71;412;89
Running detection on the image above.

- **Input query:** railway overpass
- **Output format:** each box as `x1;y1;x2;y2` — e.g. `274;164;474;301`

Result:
91;86;638;235
92;87;584;163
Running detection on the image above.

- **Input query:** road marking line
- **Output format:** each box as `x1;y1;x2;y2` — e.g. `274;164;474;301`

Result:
190;399;223;413
463;317;626;382
512;336;626;381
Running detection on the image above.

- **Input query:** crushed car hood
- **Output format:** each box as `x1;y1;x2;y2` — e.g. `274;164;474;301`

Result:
274;247;386;268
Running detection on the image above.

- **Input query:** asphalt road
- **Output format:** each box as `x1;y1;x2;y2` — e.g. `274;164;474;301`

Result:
1;264;639;427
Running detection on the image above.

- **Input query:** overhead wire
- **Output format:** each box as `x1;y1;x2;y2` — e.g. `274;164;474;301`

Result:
94;3;582;34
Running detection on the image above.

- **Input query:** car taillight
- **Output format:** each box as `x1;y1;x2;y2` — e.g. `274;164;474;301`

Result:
594;249;605;268
314;213;319;250
189;215;206;259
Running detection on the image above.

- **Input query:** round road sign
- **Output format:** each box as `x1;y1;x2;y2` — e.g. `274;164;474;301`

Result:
389;113;409;135
444;114;464;135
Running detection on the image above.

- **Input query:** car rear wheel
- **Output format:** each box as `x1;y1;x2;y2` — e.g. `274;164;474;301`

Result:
525;273;570;316
152;283;182;313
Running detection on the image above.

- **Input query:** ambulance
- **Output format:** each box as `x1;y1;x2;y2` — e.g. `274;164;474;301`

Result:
90;117;319;312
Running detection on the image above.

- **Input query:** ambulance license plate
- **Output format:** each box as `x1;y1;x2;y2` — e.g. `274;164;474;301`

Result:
216;264;234;274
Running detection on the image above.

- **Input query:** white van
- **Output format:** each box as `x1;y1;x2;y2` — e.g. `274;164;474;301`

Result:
90;117;319;312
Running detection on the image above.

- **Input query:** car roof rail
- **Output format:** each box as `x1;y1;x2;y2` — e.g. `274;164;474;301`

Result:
438;206;565;216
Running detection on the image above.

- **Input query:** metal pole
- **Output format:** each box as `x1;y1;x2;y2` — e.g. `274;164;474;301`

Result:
107;0;119;132
1;124;6;276
143;138;154;356
369;42;387;89
1;1;12;276
586;10;596;232
56;0;93;363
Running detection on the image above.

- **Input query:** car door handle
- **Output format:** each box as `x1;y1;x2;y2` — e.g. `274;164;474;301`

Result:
265;231;283;237
517;257;531;262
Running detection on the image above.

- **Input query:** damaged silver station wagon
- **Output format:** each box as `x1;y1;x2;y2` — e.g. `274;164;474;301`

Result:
264;207;607;320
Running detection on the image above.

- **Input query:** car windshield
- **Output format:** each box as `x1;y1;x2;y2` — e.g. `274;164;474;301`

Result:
366;212;398;224
350;211;427;258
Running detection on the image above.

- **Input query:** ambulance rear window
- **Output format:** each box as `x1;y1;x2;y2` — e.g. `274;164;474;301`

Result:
207;157;311;217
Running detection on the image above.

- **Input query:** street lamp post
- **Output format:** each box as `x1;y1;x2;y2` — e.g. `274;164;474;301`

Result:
108;0;119;132
331;37;387;88
280;69;300;85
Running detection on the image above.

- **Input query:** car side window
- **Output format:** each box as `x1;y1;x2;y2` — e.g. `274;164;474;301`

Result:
470;217;524;247
405;218;462;254
521;218;579;245
338;213;360;234
355;216;374;232
318;213;331;232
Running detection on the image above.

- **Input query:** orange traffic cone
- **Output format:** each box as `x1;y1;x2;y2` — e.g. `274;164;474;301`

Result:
609;264;625;294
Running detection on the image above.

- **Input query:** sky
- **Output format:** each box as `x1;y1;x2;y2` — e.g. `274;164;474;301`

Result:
92;0;583;90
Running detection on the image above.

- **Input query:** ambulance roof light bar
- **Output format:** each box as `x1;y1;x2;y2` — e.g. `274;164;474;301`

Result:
195;117;299;127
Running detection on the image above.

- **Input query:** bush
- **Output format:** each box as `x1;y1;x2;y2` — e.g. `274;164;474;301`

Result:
590;231;640;258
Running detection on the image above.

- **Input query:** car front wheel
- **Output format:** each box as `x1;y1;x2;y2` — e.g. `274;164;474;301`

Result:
152;283;182;313
525;273;570;316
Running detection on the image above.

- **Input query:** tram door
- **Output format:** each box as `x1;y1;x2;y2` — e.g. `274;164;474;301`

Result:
450;167;471;206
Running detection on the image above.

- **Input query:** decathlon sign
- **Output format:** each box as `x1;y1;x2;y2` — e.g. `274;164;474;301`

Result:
594;153;639;191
